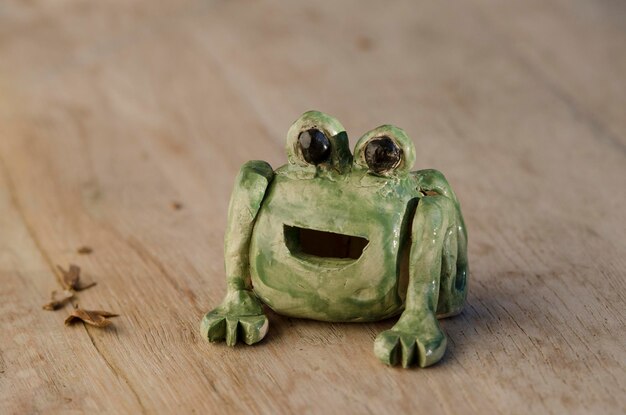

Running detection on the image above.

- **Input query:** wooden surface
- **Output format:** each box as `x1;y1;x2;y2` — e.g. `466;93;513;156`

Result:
1;1;625;413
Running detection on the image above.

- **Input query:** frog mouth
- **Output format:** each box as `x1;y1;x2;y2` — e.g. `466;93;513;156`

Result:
283;225;369;262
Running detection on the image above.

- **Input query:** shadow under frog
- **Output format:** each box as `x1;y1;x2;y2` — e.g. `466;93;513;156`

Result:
201;111;469;368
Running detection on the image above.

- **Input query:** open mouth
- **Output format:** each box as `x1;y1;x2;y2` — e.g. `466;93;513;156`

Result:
284;225;369;261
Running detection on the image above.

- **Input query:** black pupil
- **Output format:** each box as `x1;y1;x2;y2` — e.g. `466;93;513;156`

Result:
298;129;331;164
364;137;401;173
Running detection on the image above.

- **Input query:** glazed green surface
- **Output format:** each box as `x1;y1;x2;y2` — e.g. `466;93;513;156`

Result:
201;111;468;368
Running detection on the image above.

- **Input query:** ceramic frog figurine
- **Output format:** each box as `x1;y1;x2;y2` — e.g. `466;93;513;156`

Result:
201;111;468;368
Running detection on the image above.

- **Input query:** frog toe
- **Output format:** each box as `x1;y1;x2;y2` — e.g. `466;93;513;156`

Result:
237;314;269;345
201;311;227;343
416;334;447;368
374;330;401;366
399;334;418;368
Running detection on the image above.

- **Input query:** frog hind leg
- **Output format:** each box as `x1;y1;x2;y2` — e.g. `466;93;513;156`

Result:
436;202;468;317
413;168;469;317
375;166;471;368
201;160;274;346
374;194;457;368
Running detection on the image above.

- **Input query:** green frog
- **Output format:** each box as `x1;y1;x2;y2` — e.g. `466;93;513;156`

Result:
201;111;468;368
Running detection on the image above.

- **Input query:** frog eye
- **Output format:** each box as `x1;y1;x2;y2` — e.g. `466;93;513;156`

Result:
364;136;402;174
353;125;415;176
286;111;352;170
298;128;331;165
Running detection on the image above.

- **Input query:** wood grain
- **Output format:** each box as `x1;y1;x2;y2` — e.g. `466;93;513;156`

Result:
0;0;624;413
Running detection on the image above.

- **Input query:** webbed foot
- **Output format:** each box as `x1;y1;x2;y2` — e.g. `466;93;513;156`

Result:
201;290;268;346
374;312;446;368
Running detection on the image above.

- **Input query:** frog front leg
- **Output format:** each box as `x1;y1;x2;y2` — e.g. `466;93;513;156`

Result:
201;160;274;346
374;195;457;368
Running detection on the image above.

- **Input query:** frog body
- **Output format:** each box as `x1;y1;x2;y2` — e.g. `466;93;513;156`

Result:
201;111;468;368
250;167;417;322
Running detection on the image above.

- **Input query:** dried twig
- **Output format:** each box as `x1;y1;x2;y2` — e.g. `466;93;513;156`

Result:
77;246;93;255
57;264;81;290
42;290;75;311
76;281;97;291
64;308;119;328
56;264;97;292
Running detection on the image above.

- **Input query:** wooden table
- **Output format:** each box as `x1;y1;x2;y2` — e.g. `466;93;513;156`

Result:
1;1;624;413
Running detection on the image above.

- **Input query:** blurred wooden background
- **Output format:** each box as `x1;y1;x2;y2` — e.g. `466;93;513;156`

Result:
1;0;625;413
